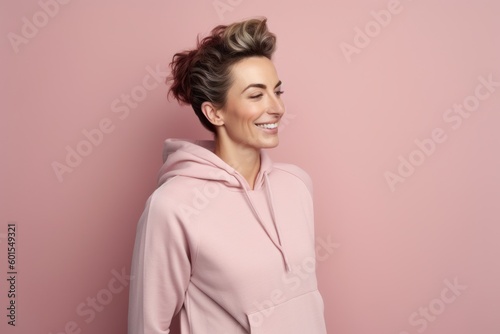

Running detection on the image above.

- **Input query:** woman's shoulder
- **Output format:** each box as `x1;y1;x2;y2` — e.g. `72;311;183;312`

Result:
271;163;313;196
156;174;201;191
136;175;209;235
147;175;208;213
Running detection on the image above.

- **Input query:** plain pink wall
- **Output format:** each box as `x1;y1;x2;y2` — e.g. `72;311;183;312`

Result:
2;0;499;333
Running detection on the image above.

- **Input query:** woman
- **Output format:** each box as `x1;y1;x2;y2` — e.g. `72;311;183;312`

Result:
128;17;327;334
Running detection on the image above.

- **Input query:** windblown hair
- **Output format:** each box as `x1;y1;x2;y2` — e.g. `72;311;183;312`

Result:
166;17;277;133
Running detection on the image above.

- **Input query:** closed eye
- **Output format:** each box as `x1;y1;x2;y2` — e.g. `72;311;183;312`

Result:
249;90;284;99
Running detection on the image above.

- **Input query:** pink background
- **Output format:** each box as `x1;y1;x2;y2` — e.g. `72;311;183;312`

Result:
2;0;499;333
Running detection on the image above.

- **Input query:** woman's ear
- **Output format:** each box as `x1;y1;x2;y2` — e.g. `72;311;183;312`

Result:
201;101;224;127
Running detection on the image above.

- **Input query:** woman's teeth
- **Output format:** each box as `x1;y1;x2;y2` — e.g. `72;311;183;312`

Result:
255;123;278;129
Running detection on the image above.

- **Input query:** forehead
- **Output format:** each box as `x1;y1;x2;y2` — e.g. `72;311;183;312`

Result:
229;56;279;89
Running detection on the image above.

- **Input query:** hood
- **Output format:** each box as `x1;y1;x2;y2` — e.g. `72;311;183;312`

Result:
158;138;272;189
157;138;291;272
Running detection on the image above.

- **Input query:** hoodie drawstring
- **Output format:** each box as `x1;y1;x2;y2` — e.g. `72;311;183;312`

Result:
234;171;292;272
263;173;291;272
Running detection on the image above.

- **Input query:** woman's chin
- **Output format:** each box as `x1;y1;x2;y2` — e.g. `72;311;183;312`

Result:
258;137;280;149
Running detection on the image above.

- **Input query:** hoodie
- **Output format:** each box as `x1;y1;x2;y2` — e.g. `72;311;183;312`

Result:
128;138;327;334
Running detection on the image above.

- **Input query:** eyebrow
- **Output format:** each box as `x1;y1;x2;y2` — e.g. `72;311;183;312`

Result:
241;80;282;94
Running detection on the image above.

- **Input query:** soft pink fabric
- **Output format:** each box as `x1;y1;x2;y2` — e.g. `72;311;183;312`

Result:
128;138;327;333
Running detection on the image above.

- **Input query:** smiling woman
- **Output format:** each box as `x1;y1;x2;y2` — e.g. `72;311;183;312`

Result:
127;17;327;334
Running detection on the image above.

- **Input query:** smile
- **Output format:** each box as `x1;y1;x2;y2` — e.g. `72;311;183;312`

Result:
255;122;279;129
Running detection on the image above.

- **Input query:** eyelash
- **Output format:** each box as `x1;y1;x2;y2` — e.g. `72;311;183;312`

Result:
250;90;285;99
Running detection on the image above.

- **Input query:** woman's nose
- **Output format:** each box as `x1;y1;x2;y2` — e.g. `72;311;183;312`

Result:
269;94;285;115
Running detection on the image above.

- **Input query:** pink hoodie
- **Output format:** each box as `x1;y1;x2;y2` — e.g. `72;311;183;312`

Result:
128;138;327;334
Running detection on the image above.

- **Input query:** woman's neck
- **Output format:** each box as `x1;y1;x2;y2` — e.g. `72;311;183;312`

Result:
214;137;261;190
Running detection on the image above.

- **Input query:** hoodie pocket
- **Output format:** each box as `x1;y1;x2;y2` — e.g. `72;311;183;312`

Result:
246;289;327;334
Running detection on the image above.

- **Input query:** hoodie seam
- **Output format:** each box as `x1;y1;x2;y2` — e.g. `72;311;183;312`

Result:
188;181;205;279
247;288;320;315
270;166;314;202
270;166;316;242
156;175;201;279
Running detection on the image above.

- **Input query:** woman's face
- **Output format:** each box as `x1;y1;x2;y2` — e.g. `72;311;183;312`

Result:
217;56;285;151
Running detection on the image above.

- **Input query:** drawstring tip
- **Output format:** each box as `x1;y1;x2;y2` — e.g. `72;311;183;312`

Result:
285;262;292;272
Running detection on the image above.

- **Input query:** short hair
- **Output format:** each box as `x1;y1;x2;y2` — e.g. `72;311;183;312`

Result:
166;17;277;133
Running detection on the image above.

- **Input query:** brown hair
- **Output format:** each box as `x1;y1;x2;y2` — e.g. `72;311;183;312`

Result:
166;17;277;133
